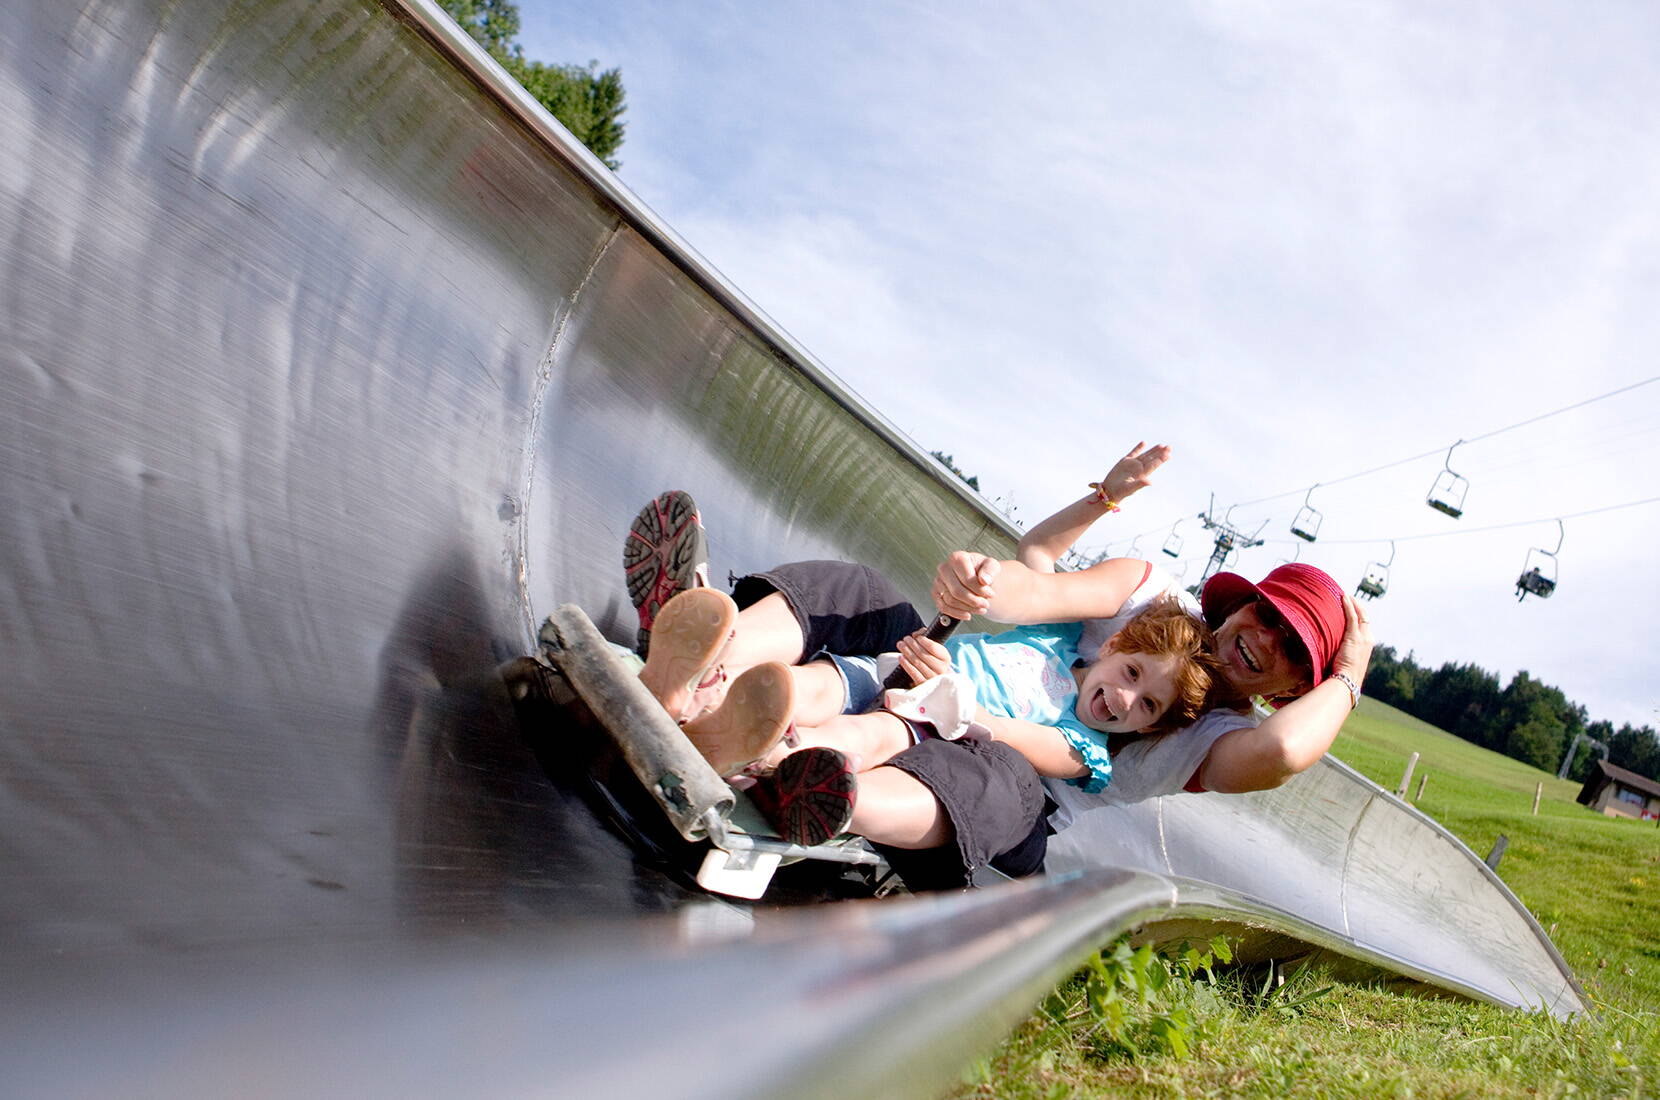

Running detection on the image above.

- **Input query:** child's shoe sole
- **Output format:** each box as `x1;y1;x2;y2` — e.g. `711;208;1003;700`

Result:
624;490;710;656
638;588;737;723
682;662;794;777
748;747;857;847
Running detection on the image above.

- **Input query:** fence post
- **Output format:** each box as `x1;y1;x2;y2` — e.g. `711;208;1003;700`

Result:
1396;752;1419;799
1532;782;1542;815
1485;834;1508;871
1414;773;1428;803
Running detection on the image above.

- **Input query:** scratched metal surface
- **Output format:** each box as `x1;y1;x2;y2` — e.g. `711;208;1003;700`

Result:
1046;755;1585;1017
0;0;1580;1091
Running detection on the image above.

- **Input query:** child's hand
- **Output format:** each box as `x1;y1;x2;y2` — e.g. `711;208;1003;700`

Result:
1097;441;1171;504
933;552;999;618
895;629;953;683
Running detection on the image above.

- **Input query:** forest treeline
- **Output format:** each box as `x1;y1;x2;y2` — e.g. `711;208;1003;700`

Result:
439;0;626;168
1363;646;1659;784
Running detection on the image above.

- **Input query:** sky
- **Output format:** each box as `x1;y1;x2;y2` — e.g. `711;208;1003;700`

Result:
517;1;1659;736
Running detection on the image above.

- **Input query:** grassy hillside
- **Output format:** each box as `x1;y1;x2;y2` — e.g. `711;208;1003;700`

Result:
954;698;1660;1099
1335;697;1660;1019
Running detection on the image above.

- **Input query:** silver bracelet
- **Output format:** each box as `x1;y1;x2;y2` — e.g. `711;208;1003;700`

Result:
1332;671;1360;709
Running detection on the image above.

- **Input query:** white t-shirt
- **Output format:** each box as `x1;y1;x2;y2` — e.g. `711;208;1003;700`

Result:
1047;563;1257;825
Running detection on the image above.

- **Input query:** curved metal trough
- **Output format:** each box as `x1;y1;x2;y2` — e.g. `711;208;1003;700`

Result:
0;0;1582;1093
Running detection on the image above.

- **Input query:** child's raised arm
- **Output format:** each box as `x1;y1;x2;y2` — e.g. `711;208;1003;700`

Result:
1018;442;1171;573
930;441;1171;626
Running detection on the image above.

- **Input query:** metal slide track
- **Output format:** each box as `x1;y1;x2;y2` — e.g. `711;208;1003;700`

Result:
0;0;1581;1094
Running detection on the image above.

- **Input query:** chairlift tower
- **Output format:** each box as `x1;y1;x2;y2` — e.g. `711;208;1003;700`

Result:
1557;731;1609;781
1190;496;1267;592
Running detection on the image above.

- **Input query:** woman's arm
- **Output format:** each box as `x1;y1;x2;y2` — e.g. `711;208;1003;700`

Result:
1018;442;1171;572
974;709;1090;779
1197;594;1375;793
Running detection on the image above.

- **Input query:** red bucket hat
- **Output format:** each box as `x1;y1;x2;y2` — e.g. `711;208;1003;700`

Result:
1200;563;1345;685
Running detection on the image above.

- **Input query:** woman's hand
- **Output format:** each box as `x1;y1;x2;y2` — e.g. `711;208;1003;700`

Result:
1333;593;1375;682
933;552;1000;619
1095;441;1171;504
895;630;953;684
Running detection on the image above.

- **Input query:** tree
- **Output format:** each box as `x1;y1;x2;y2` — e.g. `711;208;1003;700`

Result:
1363;645;1424;709
1491;671;1572;773
930;451;980;491
1418;661;1502;749
439;0;628;168
1507;714;1566;773
1610;722;1660;780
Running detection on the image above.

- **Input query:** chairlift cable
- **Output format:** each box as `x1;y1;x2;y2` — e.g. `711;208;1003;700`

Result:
1227;375;1660;509
1253;494;1660;546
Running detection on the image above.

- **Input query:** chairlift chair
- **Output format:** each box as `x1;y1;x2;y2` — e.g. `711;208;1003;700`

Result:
1290;485;1322;542
1162;519;1185;558
1356;541;1396;601
1426;441;1468;518
1515;521;1563;601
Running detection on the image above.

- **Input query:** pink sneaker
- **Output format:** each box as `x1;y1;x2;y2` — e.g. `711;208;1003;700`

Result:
624;490;710;656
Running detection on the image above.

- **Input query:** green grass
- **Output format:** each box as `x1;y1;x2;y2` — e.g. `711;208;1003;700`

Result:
952;697;1660;1099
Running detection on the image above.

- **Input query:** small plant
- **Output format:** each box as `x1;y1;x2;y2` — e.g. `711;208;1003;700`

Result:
1247;958;1336;1018
1040;935;1235;1060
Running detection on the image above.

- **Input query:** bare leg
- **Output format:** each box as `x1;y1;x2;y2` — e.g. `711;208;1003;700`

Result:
677;597;843;724
721;592;808;668
785;659;849;728
848;765;953;849
768;711;912;771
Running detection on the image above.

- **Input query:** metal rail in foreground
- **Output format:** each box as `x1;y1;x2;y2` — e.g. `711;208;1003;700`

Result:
2;865;1555;1099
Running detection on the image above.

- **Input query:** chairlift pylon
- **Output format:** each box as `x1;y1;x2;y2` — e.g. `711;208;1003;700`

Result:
1356;541;1395;601
1195;496;1267;588
1290;485;1322;542
1426;440;1468;519
1515;520;1563;601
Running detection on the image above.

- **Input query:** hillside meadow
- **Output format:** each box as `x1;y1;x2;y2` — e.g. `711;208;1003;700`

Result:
954;698;1659;1099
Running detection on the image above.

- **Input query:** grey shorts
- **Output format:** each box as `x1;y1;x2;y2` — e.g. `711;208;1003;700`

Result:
871;729;1049;890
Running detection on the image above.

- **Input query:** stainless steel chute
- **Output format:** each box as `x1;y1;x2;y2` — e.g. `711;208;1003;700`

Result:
0;0;1583;1094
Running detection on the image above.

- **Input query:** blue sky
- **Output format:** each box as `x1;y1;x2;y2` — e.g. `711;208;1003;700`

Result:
517;1;1660;734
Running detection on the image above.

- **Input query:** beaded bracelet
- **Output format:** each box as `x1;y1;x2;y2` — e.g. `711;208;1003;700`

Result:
1332;671;1361;709
1087;482;1121;512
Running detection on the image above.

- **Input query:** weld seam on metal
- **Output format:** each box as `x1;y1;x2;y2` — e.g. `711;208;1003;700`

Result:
511;223;624;642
